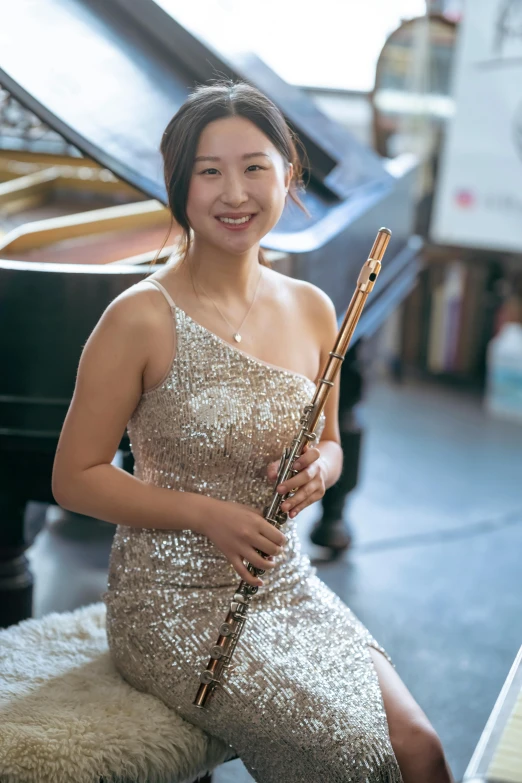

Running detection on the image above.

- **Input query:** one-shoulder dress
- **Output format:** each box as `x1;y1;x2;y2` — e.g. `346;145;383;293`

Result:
103;277;402;783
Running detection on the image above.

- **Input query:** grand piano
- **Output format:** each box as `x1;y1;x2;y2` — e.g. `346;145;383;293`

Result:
0;0;421;627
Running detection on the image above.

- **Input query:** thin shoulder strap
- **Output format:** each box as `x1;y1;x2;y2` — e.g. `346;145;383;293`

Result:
143;278;177;310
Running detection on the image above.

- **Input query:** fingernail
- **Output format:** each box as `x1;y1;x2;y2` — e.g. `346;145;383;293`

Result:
294;462;301;469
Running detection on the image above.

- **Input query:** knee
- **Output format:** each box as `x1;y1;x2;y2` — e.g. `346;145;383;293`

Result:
415;724;447;774
390;720;449;780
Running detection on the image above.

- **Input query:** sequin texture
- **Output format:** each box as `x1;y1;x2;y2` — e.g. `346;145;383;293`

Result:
103;279;402;782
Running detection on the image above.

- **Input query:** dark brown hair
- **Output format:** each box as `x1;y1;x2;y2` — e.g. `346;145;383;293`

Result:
153;79;309;269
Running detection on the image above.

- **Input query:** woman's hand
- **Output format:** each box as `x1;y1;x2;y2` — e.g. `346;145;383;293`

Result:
201;499;288;587
267;446;327;518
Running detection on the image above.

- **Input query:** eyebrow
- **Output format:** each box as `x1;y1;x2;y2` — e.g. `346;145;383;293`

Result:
193;152;270;163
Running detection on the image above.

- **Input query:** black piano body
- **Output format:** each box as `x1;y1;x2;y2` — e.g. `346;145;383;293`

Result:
0;0;421;627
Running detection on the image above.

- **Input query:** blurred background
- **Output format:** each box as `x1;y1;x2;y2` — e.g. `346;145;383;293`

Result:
1;0;521;781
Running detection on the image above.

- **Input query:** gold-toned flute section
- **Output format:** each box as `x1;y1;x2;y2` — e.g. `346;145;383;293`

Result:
193;227;392;709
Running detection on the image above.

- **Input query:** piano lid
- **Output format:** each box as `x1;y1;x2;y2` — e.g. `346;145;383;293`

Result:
0;0;393;250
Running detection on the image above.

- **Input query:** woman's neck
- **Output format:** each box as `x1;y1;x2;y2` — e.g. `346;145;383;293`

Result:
170;240;263;306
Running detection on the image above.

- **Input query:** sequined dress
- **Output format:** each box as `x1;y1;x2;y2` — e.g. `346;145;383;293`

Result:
103;278;402;783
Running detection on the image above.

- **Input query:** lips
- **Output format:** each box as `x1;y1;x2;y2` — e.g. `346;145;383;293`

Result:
215;214;257;230
216;213;253;221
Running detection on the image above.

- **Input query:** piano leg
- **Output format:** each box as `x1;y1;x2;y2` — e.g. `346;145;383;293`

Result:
309;344;364;557
0;493;33;628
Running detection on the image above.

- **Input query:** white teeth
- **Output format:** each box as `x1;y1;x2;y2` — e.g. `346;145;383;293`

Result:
218;215;252;224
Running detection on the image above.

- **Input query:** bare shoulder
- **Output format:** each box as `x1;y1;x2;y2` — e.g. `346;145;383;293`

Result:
71;283;162;397
108;279;168;323
294;278;337;319
266;269;341;445
100;279;173;346
266;267;337;336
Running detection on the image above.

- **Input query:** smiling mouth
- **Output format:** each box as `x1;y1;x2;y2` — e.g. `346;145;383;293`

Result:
216;214;255;225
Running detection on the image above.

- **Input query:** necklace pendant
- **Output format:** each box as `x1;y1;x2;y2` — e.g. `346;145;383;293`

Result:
233;333;242;343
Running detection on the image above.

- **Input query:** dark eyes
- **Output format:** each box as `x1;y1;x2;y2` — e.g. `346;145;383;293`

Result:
198;165;265;175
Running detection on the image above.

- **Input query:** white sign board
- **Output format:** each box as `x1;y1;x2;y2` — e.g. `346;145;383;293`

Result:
431;0;522;252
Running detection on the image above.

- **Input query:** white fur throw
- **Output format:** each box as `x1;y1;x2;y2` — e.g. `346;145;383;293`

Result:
0;602;234;783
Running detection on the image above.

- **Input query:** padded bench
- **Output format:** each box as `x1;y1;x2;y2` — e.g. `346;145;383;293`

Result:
0;602;237;783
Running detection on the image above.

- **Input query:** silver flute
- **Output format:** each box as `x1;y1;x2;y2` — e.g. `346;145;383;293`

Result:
194;227;392;709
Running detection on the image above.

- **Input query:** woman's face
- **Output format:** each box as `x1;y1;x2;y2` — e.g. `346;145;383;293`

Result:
186;115;292;255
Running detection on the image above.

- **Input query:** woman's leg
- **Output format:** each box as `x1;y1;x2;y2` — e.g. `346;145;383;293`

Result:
369;648;454;783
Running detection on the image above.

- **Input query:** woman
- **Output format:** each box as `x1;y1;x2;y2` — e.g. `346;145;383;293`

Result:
52;81;453;783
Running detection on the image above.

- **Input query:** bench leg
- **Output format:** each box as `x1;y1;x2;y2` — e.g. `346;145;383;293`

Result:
0;494;34;628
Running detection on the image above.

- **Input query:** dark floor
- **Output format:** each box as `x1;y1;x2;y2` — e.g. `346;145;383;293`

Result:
26;377;522;783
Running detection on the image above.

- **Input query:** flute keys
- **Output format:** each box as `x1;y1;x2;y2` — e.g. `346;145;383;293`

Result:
210;645;225;659
200;670;218;685
231;601;250;616
219;623;233;636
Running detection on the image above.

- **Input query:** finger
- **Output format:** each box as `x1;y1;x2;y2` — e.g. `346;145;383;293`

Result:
267;461;280;481
254;535;284;557
241;544;276;571
277;464;316;496
250;550;277;570
261;523;288;548
281;480;318;512
276;456;321;495
277;469;306;494
288;490;323;517
232;557;263;586
292;446;321;472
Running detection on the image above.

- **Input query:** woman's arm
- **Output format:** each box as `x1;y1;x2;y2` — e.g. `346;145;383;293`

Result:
51;287;213;534
307;282;344;489
266;283;343;517
315;440;343;490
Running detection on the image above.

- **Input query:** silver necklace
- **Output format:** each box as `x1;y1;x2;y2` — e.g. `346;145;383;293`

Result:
189;265;264;343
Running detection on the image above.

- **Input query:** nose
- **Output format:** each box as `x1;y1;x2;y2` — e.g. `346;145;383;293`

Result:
220;173;248;207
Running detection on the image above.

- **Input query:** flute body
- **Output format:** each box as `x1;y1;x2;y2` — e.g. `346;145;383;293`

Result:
194;227;392;709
